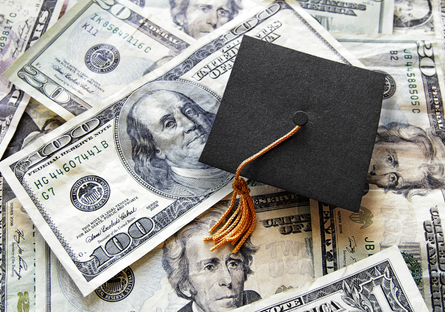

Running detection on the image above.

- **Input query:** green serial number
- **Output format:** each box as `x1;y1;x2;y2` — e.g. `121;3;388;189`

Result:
34;140;109;200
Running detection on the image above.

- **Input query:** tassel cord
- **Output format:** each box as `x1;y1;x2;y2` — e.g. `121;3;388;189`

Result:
205;125;302;253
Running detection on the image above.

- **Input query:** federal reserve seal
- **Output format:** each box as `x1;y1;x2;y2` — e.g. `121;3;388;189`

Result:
95;267;135;302
85;44;120;74
376;70;396;99
70;175;110;212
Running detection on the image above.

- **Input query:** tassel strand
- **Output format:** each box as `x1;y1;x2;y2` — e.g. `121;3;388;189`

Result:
205;125;302;253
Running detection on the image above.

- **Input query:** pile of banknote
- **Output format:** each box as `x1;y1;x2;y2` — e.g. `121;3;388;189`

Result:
0;0;443;310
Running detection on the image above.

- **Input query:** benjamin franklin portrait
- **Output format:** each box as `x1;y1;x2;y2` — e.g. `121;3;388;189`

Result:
117;80;232;198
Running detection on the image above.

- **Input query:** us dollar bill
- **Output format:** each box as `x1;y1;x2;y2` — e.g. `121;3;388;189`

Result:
35;186;313;312
1;100;65;312
3;98;66;159
63;0;261;38
311;192;445;311
312;36;445;311
233;246;430;312
392;0;437;35
1;177;37;312
0;0;64;158
334;36;445;132
2;0;194;121
136;0;262;39
295;0;394;34
0;0;363;296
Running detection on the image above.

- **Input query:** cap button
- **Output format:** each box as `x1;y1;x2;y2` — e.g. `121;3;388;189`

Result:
293;111;308;126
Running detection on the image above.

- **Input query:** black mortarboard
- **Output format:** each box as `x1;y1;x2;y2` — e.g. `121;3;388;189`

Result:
199;36;385;212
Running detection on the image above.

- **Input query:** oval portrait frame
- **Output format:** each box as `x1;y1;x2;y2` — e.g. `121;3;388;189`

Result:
115;79;231;198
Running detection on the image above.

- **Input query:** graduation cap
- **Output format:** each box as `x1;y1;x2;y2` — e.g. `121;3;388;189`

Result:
200;36;385;251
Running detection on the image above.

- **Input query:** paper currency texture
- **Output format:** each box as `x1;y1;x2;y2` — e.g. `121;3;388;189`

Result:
313;35;445;311
296;0;394;34
0;0;363;295
233;246;429;312
2;0;194;120
36;186;313;311
0;0;64;157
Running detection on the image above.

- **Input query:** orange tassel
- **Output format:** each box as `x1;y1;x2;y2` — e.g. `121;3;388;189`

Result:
204;125;301;253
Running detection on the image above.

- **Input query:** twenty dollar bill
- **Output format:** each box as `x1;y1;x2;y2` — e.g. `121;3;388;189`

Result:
313;35;445;310
2;0;193;120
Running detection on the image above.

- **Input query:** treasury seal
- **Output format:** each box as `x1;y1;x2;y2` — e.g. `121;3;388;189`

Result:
85;44;120;74
95;267;135;302
70;175;110;212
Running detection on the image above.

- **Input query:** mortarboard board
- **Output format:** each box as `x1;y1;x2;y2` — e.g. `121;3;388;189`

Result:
199;36;385;212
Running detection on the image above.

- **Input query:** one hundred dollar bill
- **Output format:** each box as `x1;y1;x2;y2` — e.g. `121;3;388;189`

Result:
295;0;394;34
36;186;313;312
0;0;64;158
2;0;194;120
1;100;65;311
0;0;362;296
312;36;445;311
233;246;429;312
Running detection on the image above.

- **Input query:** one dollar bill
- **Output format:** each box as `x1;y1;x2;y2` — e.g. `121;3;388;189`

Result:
233;246;429;312
311;192;445;311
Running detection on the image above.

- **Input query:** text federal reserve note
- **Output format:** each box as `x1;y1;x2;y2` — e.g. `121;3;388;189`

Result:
233;246;429;312
36;186;313;312
0;0;64;158
2;0;193;120
313;36;445;310
0;0;362;295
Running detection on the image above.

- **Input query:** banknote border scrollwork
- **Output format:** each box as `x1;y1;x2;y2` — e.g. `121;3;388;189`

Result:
76;194;209;281
0;175;5;310
416;40;445;139
319;202;338;275
10;101;124;183
287;2;350;65
22;180;79;262
16;65;90;116
258;259;414;312
24;0;61;51
424;205;445;310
